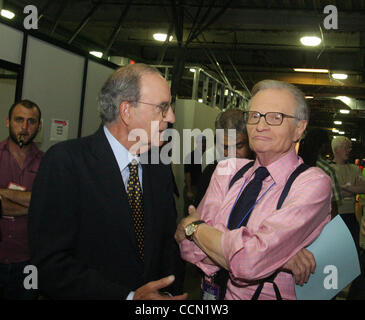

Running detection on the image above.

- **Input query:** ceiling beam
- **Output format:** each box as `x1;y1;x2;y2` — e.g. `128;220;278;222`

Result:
37;0;54;22
185;0;231;46
50;0;69;35
68;0;103;45
104;0;132;56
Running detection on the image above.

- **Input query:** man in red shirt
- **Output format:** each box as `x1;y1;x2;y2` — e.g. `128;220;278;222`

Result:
0;100;43;300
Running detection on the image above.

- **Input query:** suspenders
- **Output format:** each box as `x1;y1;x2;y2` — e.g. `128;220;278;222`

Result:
227;161;310;300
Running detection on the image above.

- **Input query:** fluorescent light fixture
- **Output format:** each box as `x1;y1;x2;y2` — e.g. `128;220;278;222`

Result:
339;109;350;114
293;68;329;73
305;96;314;99
300;36;322;47
153;33;173;42
334;121;342;125
1;9;15;19
332;73;348;80
338;131;345;135
89;51;103;58
337;96;351;105
351;138;356;142
332;128;339;133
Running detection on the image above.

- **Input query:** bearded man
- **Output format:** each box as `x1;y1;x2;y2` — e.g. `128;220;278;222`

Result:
0;99;43;300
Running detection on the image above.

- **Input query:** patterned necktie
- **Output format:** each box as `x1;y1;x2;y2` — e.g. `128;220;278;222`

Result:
127;162;144;261
228;166;270;230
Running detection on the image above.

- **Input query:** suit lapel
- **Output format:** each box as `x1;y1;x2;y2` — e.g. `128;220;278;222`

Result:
88;127;138;253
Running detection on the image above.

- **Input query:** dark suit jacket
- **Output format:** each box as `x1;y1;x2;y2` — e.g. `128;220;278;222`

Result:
28;127;184;299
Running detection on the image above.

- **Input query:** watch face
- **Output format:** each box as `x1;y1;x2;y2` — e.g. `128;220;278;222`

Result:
185;224;195;237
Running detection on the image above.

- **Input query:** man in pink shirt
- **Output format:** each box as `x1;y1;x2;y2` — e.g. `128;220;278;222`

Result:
0;100;43;300
176;80;332;300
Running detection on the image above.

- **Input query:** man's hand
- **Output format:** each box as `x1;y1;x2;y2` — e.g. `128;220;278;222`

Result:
175;205;200;244
340;185;353;198
134;275;188;300
281;248;316;286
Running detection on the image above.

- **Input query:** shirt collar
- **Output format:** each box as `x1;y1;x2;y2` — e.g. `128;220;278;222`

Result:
103;126;140;172
253;148;302;186
0;138;43;158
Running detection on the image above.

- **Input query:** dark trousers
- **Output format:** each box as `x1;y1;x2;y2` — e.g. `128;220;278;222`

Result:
340;214;365;300
340;214;360;253
0;261;39;300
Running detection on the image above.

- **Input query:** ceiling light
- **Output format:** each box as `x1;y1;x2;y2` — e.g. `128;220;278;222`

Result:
337;96;351;105
339;109;350;114
300;36;322;47
189;68;196;73
351;138;356;142
198;99;203;103
1;9;15;19
153;33;173;42
334;121;342;125
305;96;314;99
332;73;348;80
332;128;339;133
89;51;103;58
293;68;329;73
338;131;345;135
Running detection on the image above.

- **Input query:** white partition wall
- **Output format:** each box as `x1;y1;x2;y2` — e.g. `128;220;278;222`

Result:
0;78;17;140
172;99;220;220
81;60;116;137
22;36;85;151
0;23;23;65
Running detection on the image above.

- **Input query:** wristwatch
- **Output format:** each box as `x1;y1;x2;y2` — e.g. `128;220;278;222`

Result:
185;220;205;240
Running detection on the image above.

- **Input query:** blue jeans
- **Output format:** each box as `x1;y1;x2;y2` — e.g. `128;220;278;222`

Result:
0;261;39;300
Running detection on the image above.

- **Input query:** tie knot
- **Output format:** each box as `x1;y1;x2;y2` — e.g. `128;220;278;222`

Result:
128;162;139;174
254;166;269;181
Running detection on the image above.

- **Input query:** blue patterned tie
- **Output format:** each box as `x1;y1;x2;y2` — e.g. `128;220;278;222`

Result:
228;166;270;229
127;162;144;261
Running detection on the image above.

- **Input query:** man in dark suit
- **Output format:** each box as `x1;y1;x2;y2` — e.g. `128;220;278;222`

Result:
28;64;186;300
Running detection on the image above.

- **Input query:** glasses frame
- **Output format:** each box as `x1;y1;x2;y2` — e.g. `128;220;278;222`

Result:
244;111;297;126
131;100;173;118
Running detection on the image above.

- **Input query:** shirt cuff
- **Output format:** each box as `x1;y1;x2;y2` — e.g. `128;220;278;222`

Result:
126;291;135;300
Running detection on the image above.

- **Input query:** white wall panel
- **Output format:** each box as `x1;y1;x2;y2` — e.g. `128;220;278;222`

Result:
172;99;220;221
0;78;16;141
0;22;23;64
22;36;84;152
81;60;115;137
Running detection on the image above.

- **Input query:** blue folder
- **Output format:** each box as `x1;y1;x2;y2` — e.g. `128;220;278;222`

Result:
295;215;361;300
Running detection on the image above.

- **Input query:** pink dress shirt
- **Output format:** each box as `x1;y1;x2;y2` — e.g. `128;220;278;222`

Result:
179;149;332;300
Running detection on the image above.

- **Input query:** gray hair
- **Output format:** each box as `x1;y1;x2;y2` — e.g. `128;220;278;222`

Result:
331;136;351;153
98;63;161;124
248;80;310;122
215;109;247;135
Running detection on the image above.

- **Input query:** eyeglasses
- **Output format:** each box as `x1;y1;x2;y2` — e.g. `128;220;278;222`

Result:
244;111;297;126
131;100;173;118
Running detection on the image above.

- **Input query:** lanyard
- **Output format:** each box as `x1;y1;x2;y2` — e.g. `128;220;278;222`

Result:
227;175;275;229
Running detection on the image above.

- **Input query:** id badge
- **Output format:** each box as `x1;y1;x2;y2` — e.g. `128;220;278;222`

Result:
8;182;26;191
202;277;220;300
